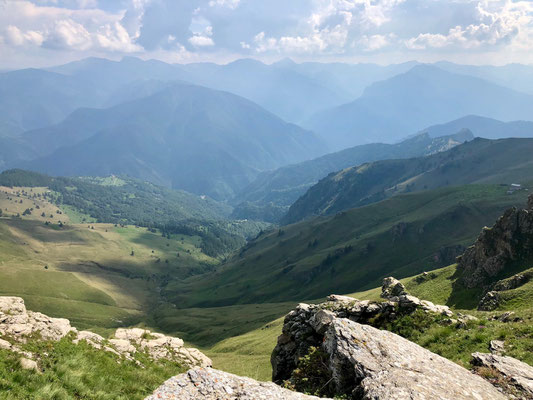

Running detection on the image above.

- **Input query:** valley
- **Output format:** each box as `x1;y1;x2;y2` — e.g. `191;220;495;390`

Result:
2;174;532;386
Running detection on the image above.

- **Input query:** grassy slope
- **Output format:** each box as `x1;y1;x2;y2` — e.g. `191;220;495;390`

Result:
0;335;185;400
205;318;284;382
284;137;533;224
0;216;216;335
174;184;532;308
348;265;533;368
2;182;532;386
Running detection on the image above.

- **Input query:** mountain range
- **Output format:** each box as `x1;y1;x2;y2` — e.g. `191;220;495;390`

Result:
233;129;474;222
305;65;533;150
17;84;323;201
2;58;533;207
283;137;533;224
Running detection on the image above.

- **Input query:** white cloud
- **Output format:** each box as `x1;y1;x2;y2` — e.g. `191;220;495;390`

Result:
3;25;44;46
208;0;240;9
188;35;215;47
358;33;396;51
44;19;92;50
0;0;141;53
1;0;533;67
405;0;532;51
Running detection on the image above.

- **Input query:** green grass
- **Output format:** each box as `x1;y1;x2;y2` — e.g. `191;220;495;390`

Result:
0;335;185;399
0;218;218;335
174;184;531;308
206;318;284;382
61;205;96;224
378;309;533;369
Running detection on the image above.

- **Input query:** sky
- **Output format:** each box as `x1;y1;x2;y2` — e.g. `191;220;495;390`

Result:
0;0;532;69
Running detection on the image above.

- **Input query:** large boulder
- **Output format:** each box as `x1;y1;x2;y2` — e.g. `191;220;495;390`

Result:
472;353;533;399
273;301;506;399
145;368;329;400
0;297;75;341
381;277;408;298
457;195;533;290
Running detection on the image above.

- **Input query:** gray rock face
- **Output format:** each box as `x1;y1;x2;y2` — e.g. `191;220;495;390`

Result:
472;353;533;399
273;299;505;399
457;195;533;289
478;291;502;311
110;328;212;368
0;297;211;370
0;297;75;341
381;277;408;298
145;368;328;400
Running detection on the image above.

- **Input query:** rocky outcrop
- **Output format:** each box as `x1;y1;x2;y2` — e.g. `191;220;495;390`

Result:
108;328;212;368
0;297;210;370
146;368;328;400
457;194;533;290
472;353;533;399
272;301;505;399
0;297;74;341
381;276;407;298
478;291;502;311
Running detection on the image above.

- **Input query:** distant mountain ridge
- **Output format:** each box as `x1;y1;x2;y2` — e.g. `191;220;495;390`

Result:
416;115;533;140
306;65;533;150
233;129;473;222
283;138;533;224
17;83;324;201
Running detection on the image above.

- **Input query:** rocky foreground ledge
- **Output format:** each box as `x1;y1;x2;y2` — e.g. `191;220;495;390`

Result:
146;368;328;400
0;296;211;370
271;288;506;399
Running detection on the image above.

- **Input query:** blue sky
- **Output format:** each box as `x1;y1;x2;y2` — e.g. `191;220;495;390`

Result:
0;0;532;68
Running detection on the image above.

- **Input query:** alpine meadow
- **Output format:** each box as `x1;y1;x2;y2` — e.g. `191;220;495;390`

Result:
1;1;533;399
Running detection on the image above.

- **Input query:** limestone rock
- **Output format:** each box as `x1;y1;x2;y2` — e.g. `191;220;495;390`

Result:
110;328;212;368
381;277;408;298
489;340;505;355
324;319;505;399
493;272;531;291
74;330;105;349
327;294;356;304
0;297;75;341
478;291;501;311
458;196;533;289
0;338;12;350
421;300;453;316
0;296;211;370
472;353;533;399
491;311;517;323
273;301;505;399
145;368;328;400
109;339;136;354
19;357;39;372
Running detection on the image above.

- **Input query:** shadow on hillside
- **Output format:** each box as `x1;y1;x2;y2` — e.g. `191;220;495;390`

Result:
446;267;483;309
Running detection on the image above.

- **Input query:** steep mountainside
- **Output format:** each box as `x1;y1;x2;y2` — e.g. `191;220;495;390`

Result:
458;195;533;289
18;84;324;201
234;130;473;221
173;184;531;307
283;138;533;224
305;65;533;150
